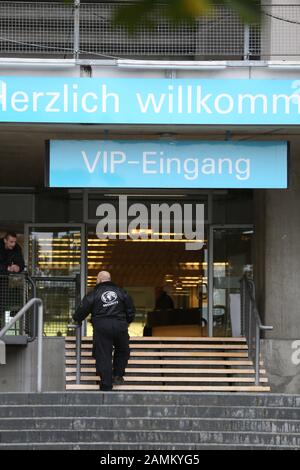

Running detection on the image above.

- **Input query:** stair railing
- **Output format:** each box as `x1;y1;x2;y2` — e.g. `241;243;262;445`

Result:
240;275;273;385
0;298;44;392
0;272;37;339
68;323;82;384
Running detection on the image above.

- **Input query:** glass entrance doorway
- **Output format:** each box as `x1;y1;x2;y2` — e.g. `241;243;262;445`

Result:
86;193;208;337
25;224;85;336
22;194;253;338
208;226;253;337
86;229;208;337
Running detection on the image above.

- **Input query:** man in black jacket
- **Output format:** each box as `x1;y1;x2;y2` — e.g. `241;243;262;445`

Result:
0;232;25;274
73;271;135;391
0;232;25;329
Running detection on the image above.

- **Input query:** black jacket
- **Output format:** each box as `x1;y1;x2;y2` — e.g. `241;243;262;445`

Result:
0;238;25;273
73;281;136;324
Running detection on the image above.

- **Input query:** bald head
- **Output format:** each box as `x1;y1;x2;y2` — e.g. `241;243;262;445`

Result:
97;271;111;284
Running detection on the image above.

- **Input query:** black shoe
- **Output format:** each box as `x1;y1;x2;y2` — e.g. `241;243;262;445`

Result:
112;376;125;385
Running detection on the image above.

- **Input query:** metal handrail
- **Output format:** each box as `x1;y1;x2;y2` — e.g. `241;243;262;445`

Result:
25;273;37;339
29;274;81;338
0;272;37;339
240;275;273;385
68;323;82;385
244;278;272;330
0;298;44;392
30;275;78;282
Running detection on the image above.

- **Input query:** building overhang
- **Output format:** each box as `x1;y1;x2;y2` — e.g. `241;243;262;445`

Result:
1;58;300;71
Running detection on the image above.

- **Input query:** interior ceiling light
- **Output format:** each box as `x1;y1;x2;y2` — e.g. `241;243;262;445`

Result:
103;193;187;198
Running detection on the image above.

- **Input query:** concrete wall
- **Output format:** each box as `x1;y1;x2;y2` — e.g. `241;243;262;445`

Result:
254;137;300;340
261;339;300;393
0;337;65;392
253;189;266;320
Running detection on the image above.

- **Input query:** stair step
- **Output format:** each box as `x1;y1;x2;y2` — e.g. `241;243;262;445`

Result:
1;404;299;420
66;375;269;383
2;429;300;445
66;336;247;342
65;335;269;392
1;392;298;406
65;343;248;350
65;367;267;374
66;359;262;366
0;443;298;450
66;384;271;392
65;351;249;357
0;417;298;432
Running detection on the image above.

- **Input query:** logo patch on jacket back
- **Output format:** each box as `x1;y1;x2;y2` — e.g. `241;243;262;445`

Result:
101;290;118;307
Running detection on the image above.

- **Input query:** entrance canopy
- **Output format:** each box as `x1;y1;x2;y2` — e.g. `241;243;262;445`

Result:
0;122;297;188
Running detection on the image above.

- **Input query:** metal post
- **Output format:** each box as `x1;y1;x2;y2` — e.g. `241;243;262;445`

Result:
37;301;43;393
74;0;80;60
248;297;252;358
242;279;246;336
75;324;82;384
243;24;250;60
255;323;260;386
208;226;214;337
80;224;87;337
27;275;37;338
240;278;244;336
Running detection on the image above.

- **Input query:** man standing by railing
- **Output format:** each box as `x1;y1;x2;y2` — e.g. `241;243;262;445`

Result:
0;231;25;329
73;271;135;391
0;232;25;274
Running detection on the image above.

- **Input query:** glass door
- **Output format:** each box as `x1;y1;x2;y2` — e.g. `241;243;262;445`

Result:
85;193;209;337
24;224;86;336
86;226;208;337
208;225;253;337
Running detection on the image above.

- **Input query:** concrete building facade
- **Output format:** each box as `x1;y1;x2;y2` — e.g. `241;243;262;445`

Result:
0;1;300;392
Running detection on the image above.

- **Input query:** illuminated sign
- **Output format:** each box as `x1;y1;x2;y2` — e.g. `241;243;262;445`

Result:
0;77;300;124
47;140;288;189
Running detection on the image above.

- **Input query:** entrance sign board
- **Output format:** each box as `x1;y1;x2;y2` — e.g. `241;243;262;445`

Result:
47;140;288;189
1;77;300;124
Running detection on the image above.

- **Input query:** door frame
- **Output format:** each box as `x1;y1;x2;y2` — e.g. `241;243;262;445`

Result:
207;224;253;337
24;223;87;301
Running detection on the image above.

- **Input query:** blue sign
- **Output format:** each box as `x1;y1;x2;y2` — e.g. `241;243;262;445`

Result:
1;77;300;124
48;140;288;189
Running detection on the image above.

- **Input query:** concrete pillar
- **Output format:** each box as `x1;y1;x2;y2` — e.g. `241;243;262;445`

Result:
253;189;266;320
254;138;300;339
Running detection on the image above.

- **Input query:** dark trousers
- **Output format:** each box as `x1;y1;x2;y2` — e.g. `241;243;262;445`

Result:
93;317;130;391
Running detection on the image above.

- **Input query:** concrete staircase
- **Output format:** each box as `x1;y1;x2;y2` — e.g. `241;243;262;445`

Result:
0;393;299;449
65;336;270;392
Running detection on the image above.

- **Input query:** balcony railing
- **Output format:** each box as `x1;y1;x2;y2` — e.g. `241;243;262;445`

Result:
0;2;299;60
